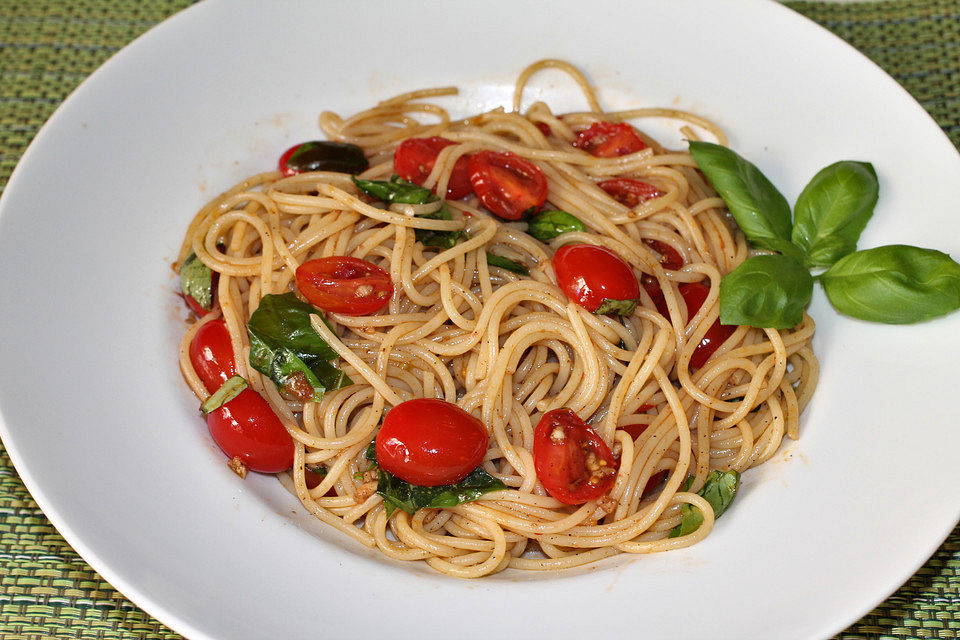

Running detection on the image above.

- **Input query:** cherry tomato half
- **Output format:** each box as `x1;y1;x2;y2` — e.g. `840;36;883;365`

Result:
640;239;684;316
573;122;646;157
598;178;661;208
296;256;393;316
552;244;640;314
679;282;736;369
468;150;548;220
205;383;294;473
189;319;237;394
534;409;618;504
393;137;473;200
376;398;488;486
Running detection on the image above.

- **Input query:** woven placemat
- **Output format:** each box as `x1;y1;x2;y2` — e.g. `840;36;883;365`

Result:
1;1;958;638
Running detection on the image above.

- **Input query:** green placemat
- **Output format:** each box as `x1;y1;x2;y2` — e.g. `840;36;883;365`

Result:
1;1;958;638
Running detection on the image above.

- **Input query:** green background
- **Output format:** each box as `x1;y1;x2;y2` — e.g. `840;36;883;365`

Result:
1;1;958;638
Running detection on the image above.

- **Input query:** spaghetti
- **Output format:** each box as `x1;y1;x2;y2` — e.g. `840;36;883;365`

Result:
176;60;818;577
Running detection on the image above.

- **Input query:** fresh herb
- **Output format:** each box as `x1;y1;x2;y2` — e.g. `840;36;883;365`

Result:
247;293;350;402
486;252;529;276
526;209;586;241
688;141;801;261
791;161;878;268
669;470;741;538
179;251;213;312
353;175;466;249
286;141;369;175
719;254;814;329
594;298;638;317
200;375;248;415
690;143;960;327
365;444;504;516
819;245;960;323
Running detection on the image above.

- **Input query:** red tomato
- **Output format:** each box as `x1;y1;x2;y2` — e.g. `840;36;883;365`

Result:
598;178;660;207
640;239;684;316
679;282;736;369
468;150;548;220
278;143;301;177
206;385;294;473
552;244;640;314
296;256;393;316
189;319;237;394
393;137;473;199
533;409;618;504
573;122;646;157
375;398;488;486
618;407;668;498
535;122;551;137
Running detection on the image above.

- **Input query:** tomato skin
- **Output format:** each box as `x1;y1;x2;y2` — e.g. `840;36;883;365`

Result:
189;319;237;394
598;178;660;207
533;409;618;504
640;239;684;316
679;282;736;368
552;244;640;313
393;137;473;199
574;122;646;157
468;150;548;220
375;398;488;486
206;387;294;473
295;256;393;316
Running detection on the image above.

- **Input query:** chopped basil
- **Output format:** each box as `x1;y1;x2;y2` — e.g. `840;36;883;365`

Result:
353;175;466;249
180;251;213;312
486;252;529;276
366;444;504;516
247;293;350;402
669;470;741;538
526;209;586;241
594;297;638;317
200;375;248;415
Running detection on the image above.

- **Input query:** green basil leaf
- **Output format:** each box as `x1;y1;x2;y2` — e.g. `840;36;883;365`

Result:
527;209;586;241
179;251;213;312
247;293;350;400
719;254;814;329
287;141;369;175
375;465;505;516
688;141;800;260
669;470;741;538
820;244;960;323
353;175;434;205
200;375;248;415
486;253;529;276
594;298;638;317
791;161;878;268
416;202;467;249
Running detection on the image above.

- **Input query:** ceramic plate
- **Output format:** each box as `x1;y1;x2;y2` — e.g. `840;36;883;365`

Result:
1;1;958;638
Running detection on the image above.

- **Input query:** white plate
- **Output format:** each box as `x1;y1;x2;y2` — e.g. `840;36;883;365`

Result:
1;1;958;638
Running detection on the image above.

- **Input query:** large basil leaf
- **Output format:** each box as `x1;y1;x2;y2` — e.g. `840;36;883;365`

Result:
247;293;350;400
179;251;213;312
820;244;960;323
527;209;586;241
689;141;801;261
719;254;813;329
669;470;741;538
791;161;878;268
486;253;529;276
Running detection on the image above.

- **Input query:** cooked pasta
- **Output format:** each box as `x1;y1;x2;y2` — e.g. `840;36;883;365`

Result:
176;60;818;577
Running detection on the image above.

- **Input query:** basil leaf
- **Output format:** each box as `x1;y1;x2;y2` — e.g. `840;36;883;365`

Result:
375;465;505;516
820;244;960;323
791;161;879;268
353;175;433;205
200;375;248;415
417;202;467;249
688;141;800;260
669;470;741;538
486;253;529;276
180;251;213;312
594;298;637;317
527;209;586;241
719;254;813;329
247;293;350;400
287;141;369;175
